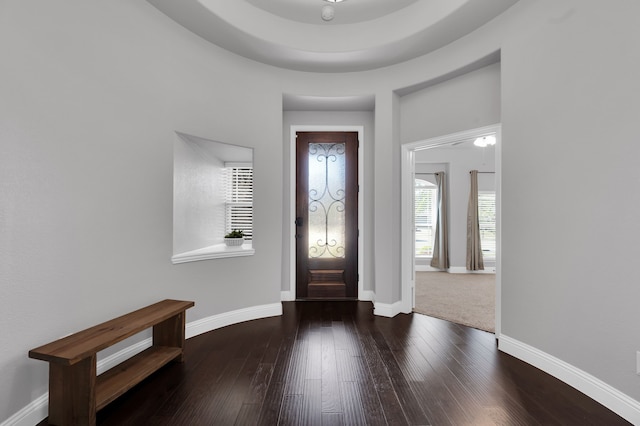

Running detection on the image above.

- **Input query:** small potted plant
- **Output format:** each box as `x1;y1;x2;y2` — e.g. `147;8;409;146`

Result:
224;229;245;247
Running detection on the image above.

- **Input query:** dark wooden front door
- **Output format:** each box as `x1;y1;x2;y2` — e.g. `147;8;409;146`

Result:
296;132;358;299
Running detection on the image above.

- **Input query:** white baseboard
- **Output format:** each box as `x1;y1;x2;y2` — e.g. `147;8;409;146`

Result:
499;335;640;425
0;394;48;426
447;266;496;274
280;291;294;301
415;265;443;272
359;290;375;302
186;303;282;338
5;302;283;426
97;338;152;374
373;300;404;317
416;266;496;274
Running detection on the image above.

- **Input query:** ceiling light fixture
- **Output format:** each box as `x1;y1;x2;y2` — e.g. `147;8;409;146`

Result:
321;0;344;22
473;135;497;147
321;5;335;21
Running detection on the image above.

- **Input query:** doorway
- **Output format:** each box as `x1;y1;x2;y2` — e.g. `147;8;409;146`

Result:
295;131;359;299
401;124;502;336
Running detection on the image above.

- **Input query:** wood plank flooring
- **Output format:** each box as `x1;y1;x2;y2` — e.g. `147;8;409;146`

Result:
38;301;630;425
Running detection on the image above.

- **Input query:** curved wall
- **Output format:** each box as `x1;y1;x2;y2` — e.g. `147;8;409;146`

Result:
0;0;287;420
2;0;640;424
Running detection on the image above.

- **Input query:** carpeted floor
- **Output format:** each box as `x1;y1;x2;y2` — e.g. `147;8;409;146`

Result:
414;271;495;333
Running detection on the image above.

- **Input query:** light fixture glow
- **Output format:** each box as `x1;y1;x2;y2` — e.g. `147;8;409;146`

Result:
473;135;496;147
324;0;345;2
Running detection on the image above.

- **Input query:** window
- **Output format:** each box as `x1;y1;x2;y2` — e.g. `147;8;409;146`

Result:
225;163;253;240
478;191;496;260
415;179;437;257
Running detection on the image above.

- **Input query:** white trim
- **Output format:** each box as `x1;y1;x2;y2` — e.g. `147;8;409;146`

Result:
415;265;443;272
359;290;375;302
0;394;48;426
499;335;640;425
289;125;365;300
280;291;295;301
186;303;282;338
400;124;502;333
400;144;416;313
9;303;282;426
171;243;255;264
373;301;404;318
97;339;152;374
447;266;496;274
494;126;502;338
415;266;496;273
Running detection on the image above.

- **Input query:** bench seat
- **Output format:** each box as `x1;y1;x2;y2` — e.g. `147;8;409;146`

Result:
29;299;194;426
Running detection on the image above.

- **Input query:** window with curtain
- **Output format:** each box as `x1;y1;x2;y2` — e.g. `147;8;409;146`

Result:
415;178;437;257
478;191;496;260
225;164;253;240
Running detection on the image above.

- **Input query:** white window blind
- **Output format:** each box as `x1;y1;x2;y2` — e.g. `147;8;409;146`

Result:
225;165;253;240
415;179;437;257
478;191;496;260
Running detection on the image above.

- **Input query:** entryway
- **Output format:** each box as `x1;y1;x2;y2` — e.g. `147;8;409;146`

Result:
295;131;359;299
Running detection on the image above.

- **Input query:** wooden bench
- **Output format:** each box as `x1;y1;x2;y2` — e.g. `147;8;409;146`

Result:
29;299;194;426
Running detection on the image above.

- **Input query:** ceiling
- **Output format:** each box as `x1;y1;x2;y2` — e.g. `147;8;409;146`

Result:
245;0;419;25
146;0;520;73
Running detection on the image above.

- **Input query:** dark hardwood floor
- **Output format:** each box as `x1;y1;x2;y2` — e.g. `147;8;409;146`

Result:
38;301;629;425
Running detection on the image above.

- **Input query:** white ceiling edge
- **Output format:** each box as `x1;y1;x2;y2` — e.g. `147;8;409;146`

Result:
146;0;520;73
245;0;419;25
194;0;466;52
283;94;375;112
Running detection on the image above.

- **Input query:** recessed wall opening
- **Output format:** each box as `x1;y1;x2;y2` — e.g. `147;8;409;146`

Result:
172;132;255;264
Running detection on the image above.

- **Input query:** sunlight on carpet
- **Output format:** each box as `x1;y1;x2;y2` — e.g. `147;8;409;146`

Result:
414;271;495;333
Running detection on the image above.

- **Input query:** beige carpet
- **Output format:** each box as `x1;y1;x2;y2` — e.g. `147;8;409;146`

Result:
414;271;495;333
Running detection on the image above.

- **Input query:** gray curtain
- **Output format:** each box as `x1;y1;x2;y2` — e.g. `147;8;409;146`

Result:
466;170;484;270
430;172;449;269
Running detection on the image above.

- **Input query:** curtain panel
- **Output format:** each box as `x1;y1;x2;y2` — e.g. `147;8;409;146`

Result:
466;170;484;270
430;172;449;269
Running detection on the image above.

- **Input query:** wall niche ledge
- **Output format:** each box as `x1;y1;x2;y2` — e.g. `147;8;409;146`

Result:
172;243;254;264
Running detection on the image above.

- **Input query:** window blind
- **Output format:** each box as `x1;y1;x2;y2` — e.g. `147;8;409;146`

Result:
415;179;437;257
478;191;496;259
225;166;253;240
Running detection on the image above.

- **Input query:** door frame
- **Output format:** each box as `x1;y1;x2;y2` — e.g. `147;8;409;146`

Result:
287;125;365;301
400;123;502;337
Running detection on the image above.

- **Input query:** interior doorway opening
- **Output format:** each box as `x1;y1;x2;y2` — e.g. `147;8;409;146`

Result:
401;124;502;337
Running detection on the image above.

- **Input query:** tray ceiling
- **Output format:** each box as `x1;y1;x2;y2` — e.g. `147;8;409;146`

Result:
147;0;519;72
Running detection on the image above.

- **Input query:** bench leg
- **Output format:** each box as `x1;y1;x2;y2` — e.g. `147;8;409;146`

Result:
152;312;186;361
48;355;96;426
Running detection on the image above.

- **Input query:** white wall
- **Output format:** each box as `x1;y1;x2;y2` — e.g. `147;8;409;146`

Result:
500;0;640;404
0;0;285;419
173;134;226;254
3;0;640;423
400;63;501;144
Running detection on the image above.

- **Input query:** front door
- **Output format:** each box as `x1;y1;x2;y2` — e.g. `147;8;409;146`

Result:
296;132;358;299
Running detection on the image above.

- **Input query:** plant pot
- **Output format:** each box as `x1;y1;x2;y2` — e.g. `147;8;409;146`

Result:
224;237;244;247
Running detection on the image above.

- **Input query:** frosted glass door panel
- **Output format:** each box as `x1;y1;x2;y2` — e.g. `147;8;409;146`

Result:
308;143;346;259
